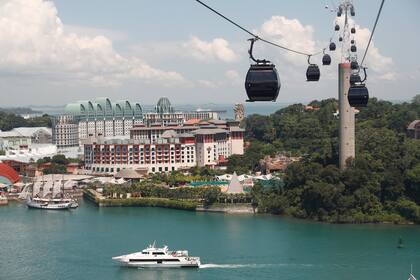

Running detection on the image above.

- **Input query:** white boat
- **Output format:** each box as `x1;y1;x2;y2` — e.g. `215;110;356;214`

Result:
409;265;417;280
25;174;79;210
0;195;8;206
26;197;72;210
112;242;200;268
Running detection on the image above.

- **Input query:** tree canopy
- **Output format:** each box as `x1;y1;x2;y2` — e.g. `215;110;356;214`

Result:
235;96;420;224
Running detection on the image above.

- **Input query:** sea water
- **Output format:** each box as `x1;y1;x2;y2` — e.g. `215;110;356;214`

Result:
0;200;419;280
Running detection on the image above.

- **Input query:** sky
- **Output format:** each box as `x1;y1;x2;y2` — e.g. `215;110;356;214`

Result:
0;0;419;106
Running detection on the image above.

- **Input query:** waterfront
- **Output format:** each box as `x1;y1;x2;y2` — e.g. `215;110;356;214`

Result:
0;201;419;280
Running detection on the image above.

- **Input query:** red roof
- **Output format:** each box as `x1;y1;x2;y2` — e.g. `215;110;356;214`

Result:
184;118;201;125
0;163;20;184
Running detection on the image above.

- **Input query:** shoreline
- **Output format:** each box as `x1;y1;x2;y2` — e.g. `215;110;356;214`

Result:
83;189;256;214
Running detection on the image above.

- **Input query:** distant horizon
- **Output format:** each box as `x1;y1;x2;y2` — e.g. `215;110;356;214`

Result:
2;96;416;110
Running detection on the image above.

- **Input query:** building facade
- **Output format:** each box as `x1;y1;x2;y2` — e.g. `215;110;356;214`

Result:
52;115;79;148
84;137;197;174
53;97;222;150
142;97;219;126
84;120;244;174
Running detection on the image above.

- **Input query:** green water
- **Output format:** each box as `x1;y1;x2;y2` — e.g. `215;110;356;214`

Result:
1;200;419;280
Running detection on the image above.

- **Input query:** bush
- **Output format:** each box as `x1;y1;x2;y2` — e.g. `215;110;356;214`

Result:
396;199;420;223
100;197;197;211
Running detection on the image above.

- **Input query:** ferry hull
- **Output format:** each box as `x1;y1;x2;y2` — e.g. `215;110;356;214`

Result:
112;257;200;268
114;261;200;269
27;201;71;210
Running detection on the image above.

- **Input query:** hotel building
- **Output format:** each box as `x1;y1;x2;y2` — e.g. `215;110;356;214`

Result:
83;120;244;174
53;97;221;149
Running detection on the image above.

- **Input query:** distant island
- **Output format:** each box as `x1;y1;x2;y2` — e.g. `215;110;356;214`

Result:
0;107;42;115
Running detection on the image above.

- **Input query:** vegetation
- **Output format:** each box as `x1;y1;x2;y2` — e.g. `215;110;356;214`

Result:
145;168;223;187
98;197;198;211
103;184;222;206
37;155;80;174
0;111;51;131
233;95;420;224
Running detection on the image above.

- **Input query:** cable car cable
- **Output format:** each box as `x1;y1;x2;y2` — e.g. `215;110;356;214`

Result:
194;0;325;57
360;0;385;67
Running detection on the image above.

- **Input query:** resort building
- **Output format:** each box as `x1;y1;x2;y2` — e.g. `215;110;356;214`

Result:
52;115;79;148
84;136;197;174
142;97;220;126
83;121;244;174
53;97;222;149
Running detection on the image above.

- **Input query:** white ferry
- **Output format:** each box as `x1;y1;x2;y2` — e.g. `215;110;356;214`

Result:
112;242;200;268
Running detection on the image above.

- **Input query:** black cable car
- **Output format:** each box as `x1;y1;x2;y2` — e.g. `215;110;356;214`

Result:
350;7;355;16
351;27;356;34
350;61;359;70
306;64;320;81
339;37;343;42
245;64;280;102
350;73;361;85
322;54;331;65
351;45;357;52
335;24;340;31
337;7;342;17
306;56;320;81
348;84;369;107
245;38;280;102
329;42;336;51
351;39;355;44
348;67;369;107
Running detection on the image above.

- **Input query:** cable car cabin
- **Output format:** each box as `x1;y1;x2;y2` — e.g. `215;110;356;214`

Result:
306;64;320;81
350;74;361;85
348;84;369;107
322;54;331;65
335;24;340;31
351;27;356;34
351;45;357;52
350;61;359;70
350;7;355;16
245;64;280;102
329;42;336;51
339;37;343;42
351;39;355;44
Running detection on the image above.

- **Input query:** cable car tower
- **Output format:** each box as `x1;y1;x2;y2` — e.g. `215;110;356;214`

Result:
336;0;357;170
194;0;384;170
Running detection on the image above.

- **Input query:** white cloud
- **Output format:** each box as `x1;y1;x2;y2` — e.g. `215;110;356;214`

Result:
185;36;239;63
197;79;218;88
225;70;241;85
0;0;186;86
257;16;316;65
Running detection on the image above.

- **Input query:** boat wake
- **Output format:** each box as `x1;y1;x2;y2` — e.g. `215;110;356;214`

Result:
200;263;310;269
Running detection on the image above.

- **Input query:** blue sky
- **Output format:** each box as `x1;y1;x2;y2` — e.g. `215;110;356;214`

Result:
0;0;419;106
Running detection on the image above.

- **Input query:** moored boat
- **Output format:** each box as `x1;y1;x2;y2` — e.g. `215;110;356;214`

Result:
112;242;200;268
26;197;71;210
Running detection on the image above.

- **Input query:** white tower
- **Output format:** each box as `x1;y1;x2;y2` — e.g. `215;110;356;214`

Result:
337;0;357;170
338;63;355;170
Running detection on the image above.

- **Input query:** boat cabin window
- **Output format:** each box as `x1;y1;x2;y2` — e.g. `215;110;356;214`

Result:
152;252;165;255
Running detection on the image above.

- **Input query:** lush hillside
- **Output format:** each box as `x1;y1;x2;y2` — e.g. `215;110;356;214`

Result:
229;95;420;224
